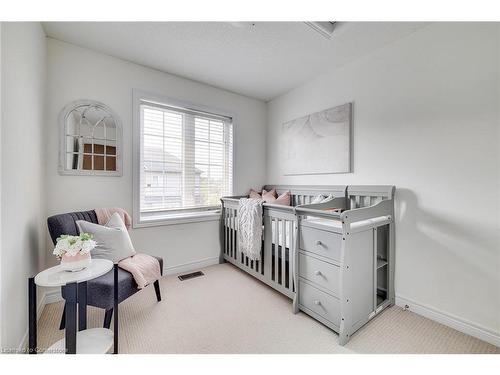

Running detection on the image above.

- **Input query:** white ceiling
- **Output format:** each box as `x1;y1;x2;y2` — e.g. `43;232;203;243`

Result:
42;22;429;101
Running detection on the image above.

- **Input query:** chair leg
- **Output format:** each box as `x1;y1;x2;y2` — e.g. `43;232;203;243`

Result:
103;308;113;329
59;305;66;330
154;280;161;302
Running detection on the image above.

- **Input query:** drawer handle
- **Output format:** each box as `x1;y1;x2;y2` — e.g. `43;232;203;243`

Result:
314;270;322;276
315;240;323;246
313;300;321;306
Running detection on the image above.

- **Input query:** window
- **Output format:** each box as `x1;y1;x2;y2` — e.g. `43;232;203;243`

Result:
133;91;233;226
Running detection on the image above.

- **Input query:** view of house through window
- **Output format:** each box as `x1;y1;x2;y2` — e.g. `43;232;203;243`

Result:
138;99;233;222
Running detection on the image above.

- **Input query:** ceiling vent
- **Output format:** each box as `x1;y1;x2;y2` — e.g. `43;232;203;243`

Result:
304;22;337;39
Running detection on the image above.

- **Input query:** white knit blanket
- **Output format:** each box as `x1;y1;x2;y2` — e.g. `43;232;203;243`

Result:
237;198;263;261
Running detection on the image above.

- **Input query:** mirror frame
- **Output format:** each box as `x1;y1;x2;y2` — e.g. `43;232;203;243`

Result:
58;99;123;176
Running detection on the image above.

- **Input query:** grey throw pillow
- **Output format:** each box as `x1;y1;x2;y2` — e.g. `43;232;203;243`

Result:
76;213;136;263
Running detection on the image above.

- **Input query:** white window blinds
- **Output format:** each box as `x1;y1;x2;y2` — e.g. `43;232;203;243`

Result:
138;100;233;222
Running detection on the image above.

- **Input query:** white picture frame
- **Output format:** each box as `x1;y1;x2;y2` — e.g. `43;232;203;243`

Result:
58;99;123;177
281;102;352;175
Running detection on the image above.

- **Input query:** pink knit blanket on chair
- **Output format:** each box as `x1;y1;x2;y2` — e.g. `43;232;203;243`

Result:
95;207;132;230
118;254;161;289
95;207;160;289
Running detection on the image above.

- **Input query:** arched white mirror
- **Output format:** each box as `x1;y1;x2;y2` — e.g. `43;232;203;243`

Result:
58;100;122;176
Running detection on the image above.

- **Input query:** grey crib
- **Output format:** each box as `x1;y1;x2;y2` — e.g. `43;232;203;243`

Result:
220;185;347;298
221;185;396;345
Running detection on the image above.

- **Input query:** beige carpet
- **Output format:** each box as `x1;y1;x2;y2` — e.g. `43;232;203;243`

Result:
37;263;499;354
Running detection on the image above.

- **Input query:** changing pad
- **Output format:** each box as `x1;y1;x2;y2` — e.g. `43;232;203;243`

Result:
301;217;343;232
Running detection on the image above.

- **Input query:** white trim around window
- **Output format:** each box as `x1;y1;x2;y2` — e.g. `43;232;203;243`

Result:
132;89;235;228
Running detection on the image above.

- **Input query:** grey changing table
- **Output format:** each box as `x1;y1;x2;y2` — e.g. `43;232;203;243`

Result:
293;185;395;345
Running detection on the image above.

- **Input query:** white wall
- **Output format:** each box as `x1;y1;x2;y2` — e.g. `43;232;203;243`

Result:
2;22;497;349
0;22;47;350
0;21;3;350
267;23;500;335
45;39;267;272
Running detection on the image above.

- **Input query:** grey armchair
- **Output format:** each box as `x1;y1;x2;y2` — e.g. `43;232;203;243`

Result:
47;210;163;329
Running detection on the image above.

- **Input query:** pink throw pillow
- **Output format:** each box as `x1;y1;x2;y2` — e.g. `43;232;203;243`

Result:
248;188;280;204
262;189;277;203
274;191;291;206
249;189;261;199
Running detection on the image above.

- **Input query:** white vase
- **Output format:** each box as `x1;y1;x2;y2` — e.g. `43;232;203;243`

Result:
60;252;91;272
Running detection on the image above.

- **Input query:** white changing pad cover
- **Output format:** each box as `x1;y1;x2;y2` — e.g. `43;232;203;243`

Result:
302;217;343;229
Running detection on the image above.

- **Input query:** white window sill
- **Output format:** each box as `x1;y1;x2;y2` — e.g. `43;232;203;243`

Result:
133;210;221;228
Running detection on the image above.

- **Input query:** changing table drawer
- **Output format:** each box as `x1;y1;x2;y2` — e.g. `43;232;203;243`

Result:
298;253;340;295
299;226;342;262
299;280;340;327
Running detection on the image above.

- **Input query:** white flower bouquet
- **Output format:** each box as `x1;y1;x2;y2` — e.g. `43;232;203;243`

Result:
53;233;97;271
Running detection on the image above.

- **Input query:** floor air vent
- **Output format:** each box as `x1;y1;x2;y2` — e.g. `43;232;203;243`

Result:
178;271;204;281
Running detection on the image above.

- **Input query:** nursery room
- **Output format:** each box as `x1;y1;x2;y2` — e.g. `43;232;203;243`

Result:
0;1;499;368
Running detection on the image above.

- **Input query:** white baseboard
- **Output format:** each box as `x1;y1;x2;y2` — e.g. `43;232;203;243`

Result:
396;294;500;348
163;256;220;276
14;254;218;351
16;256;219;352
44;288;63;304
20;255;221;315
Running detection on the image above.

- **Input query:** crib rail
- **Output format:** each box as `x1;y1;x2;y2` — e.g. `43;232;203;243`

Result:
263;205;296;297
347;185;395;209
220;198;296;299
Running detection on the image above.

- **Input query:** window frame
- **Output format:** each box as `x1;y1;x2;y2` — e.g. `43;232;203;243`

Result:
132;89;235;228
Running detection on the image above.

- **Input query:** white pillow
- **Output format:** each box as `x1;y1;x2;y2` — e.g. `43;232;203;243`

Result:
311;194;326;204
311;194;335;204
76;213;136;263
321;194;335;203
